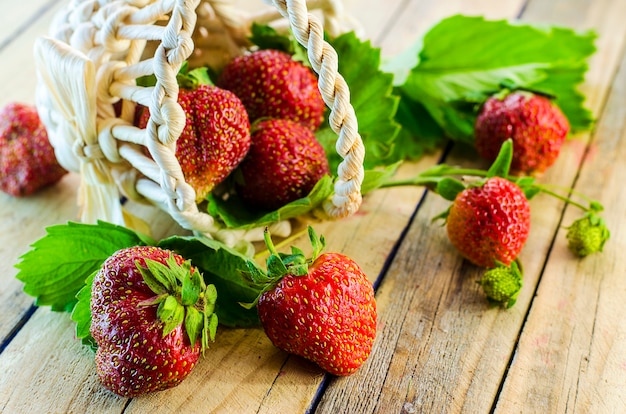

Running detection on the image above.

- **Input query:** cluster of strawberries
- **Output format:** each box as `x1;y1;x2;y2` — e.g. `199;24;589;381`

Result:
3;48;610;399
90;51;377;397
89;227;376;397
2;49;375;397
137;49;331;211
439;90;609;307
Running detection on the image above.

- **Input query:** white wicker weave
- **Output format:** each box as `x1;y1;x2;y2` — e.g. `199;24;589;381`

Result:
34;0;365;249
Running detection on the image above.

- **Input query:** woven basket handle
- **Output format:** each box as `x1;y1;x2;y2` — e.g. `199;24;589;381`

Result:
210;0;366;219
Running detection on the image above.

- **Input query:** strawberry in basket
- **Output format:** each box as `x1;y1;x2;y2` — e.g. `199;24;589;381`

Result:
235;118;331;211
137;80;251;203
217;49;326;131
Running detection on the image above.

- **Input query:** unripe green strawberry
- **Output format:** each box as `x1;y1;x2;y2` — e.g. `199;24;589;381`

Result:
566;213;610;257
138;84;250;203
246;227;377;376
90;246;217;397
446;177;531;268
474;91;570;175
0;102;67;196
236;118;330;211
217;49;325;130
477;261;523;308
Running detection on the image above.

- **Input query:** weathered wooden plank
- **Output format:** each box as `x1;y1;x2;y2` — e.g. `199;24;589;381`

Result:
495;0;626;411
314;0;626;412
0;308;127;414
0;0;434;413
0;1;68;106
0;0;59;50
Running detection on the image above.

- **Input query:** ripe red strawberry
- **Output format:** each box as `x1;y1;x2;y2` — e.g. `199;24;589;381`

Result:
246;227;377;376
90;246;217;397
137;84;251;203
474;91;570;175
0;102;67;196
217;49;325;130
235;118;330;211
446;176;531;268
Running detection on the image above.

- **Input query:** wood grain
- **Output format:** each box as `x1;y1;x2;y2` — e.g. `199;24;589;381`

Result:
0;0;58;49
315;0;626;412
0;0;434;412
496;0;626;410
1;0;625;412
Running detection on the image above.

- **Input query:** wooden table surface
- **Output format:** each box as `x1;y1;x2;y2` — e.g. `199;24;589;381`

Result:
1;0;626;413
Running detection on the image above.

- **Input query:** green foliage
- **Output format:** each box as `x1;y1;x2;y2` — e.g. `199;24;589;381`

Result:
15;221;154;312
391;15;596;144
158;236;264;328
207;175;334;229
316;32;402;171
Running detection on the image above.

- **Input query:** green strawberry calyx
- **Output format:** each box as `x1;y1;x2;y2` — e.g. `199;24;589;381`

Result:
137;254;218;354
477;259;523;308
565;207;610;257
240;226;325;309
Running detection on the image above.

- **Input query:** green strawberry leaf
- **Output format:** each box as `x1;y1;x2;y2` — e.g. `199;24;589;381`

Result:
361;162;403;194
392;15;596;144
181;271;203;307
157;235;264;328
391;89;447;159
317;32;402;171
514;176;542;200
248;23;311;67
486;139;513;178
15;221;155;313
185;306;204;348
71;270;98;351
207;175;334;229
137;61;214;89
249;23;302;58
435;177;466;201
158;295;186;336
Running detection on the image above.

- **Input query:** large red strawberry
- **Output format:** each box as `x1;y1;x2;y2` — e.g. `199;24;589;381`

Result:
90;246;217;397
474;91;570;175
235;118;330;211
137;84;251;203
445;176;531;268
245;227;377;376
217;49;325;130
0;102;67;196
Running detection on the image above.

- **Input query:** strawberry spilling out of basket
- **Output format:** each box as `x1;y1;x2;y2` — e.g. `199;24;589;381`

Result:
0;102;67;196
242;227;377;377
12;14;613;398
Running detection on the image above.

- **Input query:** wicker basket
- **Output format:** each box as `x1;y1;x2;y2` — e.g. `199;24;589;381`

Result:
33;0;365;249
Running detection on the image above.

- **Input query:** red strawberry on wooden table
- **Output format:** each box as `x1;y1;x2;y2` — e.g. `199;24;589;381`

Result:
0;102;67;196
137;84;251;203
217;49;326;130
445;176;531;268
235;118;330;211
244;226;377;376
474;90;570;175
90;245;217;397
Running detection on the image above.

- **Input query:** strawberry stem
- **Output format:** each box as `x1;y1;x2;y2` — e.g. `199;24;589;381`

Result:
530;185;589;212
254;227;308;260
378;165;603;214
